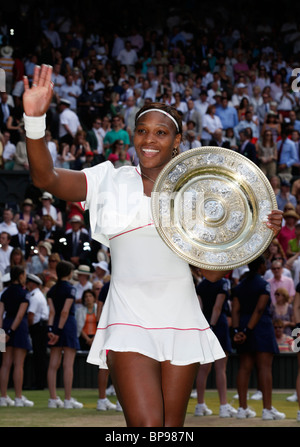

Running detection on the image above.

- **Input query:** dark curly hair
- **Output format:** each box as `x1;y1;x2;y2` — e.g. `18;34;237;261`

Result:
135;102;183;136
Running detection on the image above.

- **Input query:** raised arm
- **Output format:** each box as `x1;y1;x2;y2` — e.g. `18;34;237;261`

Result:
23;65;87;202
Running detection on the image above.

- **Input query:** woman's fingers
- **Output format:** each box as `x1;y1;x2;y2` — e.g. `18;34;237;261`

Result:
32;65;41;87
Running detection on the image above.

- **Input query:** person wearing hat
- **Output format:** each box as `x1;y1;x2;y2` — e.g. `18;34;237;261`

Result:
62;216;91;267
15;198;35;230
91;261;110;283
58;95;82;146
73;265;93;307
26;273;49;389
278;209;300;255
27;241;52;275
39;191;63;229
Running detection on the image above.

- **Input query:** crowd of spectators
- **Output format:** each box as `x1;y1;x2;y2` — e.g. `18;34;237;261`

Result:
0;0;300;414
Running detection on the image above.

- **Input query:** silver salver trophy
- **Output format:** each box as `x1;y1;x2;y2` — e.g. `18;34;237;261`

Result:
151;147;277;270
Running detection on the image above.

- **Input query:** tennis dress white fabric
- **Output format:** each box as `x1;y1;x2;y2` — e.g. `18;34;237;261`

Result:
82;161;225;368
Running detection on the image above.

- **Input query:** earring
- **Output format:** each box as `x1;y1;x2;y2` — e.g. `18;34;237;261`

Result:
172;147;178;158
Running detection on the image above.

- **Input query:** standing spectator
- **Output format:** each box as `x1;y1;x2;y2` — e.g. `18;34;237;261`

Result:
59;74;82;112
117;41;138;75
0;231;13;276
201;105;223;145
58;99;82;146
0;266;34;407
184;100;202;135
194;278;236;418
231;256;286;420
277;127;298;182
47;260;83;409
257;129;277;179
237;129;257;164
215;97;238;131
26;273;49;390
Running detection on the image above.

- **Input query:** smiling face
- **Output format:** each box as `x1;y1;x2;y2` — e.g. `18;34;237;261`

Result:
134;111;181;173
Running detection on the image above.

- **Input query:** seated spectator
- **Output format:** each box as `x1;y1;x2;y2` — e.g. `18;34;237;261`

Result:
91;261;110;284
42;252;60;283
0;208;18;236
263;238;286;270
75;289;98;350
5;247;27;274
287;220;300;258
26;241;52;275
276;180;297;211
14;198;35;231
9;220;36;260
2;130;16;170
270;288;295;335
40;214;63;253
73;265;93;307
277;209;299;254
237;128;257;164
61;215;91;268
37;192;63;229
267;260;296;304
256;129;277;179
273;319;294;352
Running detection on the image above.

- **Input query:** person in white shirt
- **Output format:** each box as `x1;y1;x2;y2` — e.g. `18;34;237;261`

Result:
27;273;49;389
117;41;138;74
45;130;58;166
2;131;16;169
201;105;223;144
59;74;82;111
0;231;13;275
51;63;66;96
58;99;82;145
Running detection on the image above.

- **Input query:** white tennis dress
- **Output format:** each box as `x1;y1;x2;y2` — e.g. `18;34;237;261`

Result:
82;161;225;368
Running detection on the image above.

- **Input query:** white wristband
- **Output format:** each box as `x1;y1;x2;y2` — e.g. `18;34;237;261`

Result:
23;113;46;140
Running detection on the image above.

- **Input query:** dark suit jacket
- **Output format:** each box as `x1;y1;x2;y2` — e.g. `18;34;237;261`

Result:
239;141;257;164
60;230;91;263
10;233;37;259
209;139;231;149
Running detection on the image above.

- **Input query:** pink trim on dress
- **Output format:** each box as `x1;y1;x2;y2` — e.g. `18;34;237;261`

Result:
109;222;154;240
98;322;210;332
